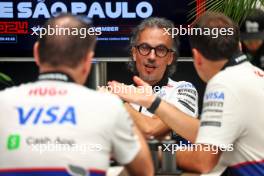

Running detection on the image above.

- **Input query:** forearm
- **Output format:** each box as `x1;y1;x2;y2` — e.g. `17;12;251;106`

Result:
139;96;200;143
176;148;221;173
156;100;199;143
176;150;204;173
124;103;170;138
124;103;151;136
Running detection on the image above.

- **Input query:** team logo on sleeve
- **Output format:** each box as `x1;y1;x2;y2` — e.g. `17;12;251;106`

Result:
202;91;225;127
204;91;224;100
176;83;198;114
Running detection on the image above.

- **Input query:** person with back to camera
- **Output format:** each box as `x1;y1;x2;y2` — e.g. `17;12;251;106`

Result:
0;14;154;176
109;12;264;176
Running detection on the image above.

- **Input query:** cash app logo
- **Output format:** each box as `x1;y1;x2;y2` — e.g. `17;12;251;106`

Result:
7;134;21;150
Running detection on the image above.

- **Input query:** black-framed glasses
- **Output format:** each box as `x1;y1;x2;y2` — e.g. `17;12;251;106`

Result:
135;43;174;58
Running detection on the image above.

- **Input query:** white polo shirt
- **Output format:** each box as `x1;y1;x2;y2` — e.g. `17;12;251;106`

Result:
196;62;264;176
132;78;198;118
0;73;140;176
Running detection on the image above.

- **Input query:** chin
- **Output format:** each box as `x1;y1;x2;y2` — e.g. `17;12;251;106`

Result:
141;74;156;83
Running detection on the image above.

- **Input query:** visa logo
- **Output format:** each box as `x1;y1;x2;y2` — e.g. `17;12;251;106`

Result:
16;106;76;125
205;92;224;100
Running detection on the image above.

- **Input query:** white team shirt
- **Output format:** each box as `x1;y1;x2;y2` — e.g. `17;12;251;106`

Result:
196;62;264;176
132;78;198;118
0;78;140;176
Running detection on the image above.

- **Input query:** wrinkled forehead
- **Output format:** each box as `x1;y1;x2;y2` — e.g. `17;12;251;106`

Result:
137;27;173;47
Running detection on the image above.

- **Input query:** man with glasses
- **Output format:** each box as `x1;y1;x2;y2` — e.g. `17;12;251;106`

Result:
113;17;198;140
109;12;264;175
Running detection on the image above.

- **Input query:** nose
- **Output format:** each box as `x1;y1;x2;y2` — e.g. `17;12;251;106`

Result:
148;48;156;60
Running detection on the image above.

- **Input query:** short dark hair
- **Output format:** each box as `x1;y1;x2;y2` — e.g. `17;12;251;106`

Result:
189;12;240;61
38;14;96;68
128;17;179;76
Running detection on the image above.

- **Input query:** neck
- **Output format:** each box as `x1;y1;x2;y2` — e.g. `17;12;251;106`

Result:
146;75;169;87
142;71;169;86
39;65;83;84
147;80;159;86
206;59;228;81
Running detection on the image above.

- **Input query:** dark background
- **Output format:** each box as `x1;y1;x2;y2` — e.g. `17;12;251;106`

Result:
0;0;206;115
0;0;195;58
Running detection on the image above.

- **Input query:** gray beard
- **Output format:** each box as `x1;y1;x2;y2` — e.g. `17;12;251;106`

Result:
140;74;157;85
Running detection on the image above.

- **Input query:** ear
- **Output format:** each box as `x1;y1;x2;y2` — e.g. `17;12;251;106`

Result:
83;51;94;74
33;42;40;66
192;48;202;66
167;52;174;65
132;47;137;61
87;51;94;61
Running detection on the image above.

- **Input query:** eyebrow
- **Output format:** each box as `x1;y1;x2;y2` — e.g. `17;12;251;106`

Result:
139;43;170;48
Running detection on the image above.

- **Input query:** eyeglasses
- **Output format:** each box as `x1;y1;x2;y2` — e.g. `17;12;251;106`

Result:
135;43;174;58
